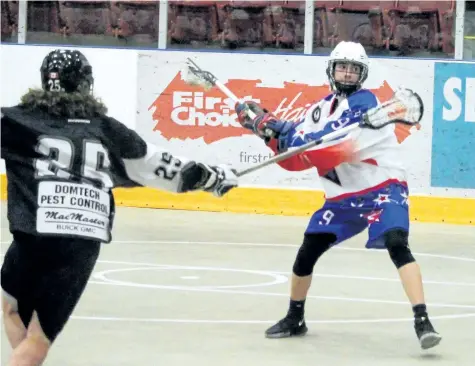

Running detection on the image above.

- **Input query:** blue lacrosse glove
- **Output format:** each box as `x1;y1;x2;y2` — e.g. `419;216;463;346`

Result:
264;119;295;152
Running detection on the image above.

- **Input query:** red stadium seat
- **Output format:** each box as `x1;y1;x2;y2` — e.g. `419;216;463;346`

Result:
1;1;18;41
216;1;274;49
271;1;306;49
382;0;455;55
27;1;60;34
110;1;159;42
323;1;393;50
168;1;219;45
57;1;112;36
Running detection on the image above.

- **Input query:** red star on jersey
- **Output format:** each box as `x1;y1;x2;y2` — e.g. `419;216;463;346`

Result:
362;209;383;224
373;194;391;205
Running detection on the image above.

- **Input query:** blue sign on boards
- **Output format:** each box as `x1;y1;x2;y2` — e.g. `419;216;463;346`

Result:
431;62;475;189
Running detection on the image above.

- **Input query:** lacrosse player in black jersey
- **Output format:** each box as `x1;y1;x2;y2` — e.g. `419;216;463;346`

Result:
1;49;238;366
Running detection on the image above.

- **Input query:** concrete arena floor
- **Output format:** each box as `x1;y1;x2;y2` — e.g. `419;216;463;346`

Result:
1;202;475;366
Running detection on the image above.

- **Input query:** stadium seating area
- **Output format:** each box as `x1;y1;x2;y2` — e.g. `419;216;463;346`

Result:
1;1;474;58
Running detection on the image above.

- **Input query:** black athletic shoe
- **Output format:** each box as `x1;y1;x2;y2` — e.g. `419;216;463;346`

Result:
414;316;442;349
265;316;308;339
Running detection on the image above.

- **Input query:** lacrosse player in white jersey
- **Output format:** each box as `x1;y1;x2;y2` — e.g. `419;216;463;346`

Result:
235;41;441;350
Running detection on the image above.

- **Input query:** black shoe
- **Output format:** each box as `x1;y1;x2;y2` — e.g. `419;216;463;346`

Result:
414;316;442;350
265;315;308;339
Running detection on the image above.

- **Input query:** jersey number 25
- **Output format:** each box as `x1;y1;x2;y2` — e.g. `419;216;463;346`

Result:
34;136;114;188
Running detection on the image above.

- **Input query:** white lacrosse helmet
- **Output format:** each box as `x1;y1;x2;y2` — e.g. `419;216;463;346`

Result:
326;41;369;96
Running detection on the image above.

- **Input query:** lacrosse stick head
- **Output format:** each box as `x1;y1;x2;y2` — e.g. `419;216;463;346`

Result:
181;58;216;91
362;88;424;129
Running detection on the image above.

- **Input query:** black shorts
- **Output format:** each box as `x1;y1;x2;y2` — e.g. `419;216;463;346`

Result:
1;231;101;342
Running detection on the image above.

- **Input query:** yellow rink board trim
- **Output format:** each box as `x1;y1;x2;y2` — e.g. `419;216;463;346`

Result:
1;174;474;225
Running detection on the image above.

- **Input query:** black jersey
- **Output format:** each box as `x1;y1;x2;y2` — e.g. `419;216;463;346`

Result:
1;106;192;243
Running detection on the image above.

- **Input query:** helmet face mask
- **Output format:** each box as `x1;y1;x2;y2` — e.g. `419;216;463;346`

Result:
326;41;369;96
40;49;94;94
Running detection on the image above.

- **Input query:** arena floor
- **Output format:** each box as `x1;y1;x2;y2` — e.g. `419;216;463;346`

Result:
1;202;475;366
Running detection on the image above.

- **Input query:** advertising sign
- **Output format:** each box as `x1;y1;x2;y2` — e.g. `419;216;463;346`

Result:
432;62;475;189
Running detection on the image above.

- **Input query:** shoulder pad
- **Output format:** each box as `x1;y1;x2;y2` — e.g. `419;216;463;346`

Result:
1;106;19;119
348;89;378;110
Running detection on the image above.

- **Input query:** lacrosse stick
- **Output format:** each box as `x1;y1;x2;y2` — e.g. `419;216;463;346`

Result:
235;88;423;177
181;59;423;177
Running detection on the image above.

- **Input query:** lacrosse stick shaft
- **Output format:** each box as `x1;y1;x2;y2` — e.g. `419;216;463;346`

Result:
236;123;360;177
214;81;257;119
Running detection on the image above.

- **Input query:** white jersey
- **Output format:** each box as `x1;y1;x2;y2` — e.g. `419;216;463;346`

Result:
268;89;408;200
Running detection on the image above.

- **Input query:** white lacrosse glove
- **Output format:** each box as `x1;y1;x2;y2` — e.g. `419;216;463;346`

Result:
197;163;238;197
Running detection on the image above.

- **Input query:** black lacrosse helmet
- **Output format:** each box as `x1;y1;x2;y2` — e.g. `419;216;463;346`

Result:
40;49;94;94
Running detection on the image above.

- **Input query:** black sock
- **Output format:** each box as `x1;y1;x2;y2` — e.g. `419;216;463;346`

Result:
288;299;305;319
413;304;428;318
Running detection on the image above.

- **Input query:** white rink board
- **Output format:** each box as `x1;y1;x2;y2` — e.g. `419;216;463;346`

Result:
1;45;474;200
